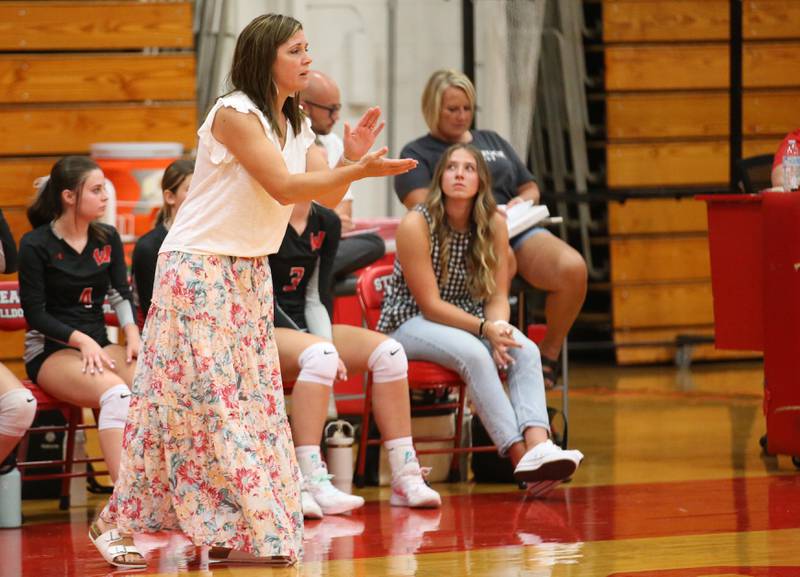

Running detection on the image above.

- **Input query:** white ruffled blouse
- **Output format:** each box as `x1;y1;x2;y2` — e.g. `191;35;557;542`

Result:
160;91;316;258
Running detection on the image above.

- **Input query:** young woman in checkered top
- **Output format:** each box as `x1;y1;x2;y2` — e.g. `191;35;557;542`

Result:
378;144;584;487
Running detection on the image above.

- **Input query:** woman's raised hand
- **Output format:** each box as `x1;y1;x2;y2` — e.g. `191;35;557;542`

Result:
343;106;386;162
357;147;418;177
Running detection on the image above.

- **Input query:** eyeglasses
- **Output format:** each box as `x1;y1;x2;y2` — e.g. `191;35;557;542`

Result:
303;100;342;119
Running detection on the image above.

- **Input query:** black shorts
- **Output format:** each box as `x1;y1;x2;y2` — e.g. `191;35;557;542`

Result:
25;332;111;383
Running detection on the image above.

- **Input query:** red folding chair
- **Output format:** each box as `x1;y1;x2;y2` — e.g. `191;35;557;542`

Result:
354;265;496;486
0;280;107;509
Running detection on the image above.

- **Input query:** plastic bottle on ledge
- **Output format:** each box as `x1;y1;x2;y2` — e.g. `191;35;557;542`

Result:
324;420;355;494
0;457;22;528
783;139;800;192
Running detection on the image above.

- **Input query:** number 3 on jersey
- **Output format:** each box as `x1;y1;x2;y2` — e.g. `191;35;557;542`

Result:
282;267;305;292
79;287;93;307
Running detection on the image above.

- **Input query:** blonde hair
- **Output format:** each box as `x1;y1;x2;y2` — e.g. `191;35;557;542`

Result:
421;69;476;134
424;144;497;300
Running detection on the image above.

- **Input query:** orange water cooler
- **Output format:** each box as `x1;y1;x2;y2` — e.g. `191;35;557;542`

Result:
91;142;183;261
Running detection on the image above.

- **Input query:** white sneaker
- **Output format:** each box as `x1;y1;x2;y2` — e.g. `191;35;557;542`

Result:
390;461;442;508
301;486;323;520
305;463;365;515
513;440;584;483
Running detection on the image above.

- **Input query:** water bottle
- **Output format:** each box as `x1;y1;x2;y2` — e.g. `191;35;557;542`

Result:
324;420;355;494
0;462;22;528
68;429;87;507
783;138;800;192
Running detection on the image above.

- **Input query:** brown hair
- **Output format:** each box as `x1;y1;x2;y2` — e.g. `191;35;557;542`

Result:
155;158;195;226
228;13;305;139
28;156;108;241
424;144;497;300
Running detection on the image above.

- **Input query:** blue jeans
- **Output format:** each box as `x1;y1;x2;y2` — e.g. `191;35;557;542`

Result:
390;315;550;456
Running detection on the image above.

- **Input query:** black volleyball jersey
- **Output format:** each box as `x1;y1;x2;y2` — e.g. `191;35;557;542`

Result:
0;208;18;274
18;223;134;344
131;222;168;324
269;204;341;330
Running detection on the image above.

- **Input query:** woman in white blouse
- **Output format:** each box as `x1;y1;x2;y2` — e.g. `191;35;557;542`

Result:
91;13;415;569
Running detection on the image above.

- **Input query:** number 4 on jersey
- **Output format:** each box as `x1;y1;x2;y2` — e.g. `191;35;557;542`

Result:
79;287;93;307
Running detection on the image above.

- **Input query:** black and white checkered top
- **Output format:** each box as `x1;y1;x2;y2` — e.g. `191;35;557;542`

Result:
377;205;485;334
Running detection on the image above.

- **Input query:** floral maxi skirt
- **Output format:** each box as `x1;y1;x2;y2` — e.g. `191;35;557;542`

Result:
107;251;303;560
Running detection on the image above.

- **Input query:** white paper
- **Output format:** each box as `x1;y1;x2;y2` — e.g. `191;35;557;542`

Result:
499;200;550;237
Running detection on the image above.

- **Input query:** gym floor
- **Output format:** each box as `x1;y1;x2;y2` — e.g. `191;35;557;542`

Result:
5;359;799;577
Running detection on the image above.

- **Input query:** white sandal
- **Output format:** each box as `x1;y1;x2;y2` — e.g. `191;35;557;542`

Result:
89;521;147;569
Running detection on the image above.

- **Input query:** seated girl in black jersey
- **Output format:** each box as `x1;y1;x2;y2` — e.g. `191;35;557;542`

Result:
0;208;37;466
271;199;442;518
131;159;194;327
17;156;143;567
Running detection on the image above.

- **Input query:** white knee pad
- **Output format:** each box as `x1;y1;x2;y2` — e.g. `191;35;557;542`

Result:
368;338;408;384
0;388;37;437
297;342;339;387
98;384;132;431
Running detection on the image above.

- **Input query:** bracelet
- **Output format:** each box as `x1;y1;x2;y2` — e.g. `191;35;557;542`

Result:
478;319;486;337
341;154;358;166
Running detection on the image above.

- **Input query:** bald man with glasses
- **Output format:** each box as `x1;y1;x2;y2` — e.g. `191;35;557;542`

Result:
300;71;386;281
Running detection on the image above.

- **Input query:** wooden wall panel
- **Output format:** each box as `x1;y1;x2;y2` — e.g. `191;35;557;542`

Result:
609;236;710;283
607;91;800;140
0;54;195;104
614;326;761;365
606;45;727;91
604;0;800;42
603;0;798;364
743;92;800;134
0;104;197;156
608;199;708;235
607;139;781;187
0;158;57;206
606;43;800;91
0;333;24;361
612;282;714;328
0;2;193;50
744;0;800;39
607;92;728;140
745;43;800;87
1;207;32;247
604;1;729;42
0;359;25;381
0;2;196;370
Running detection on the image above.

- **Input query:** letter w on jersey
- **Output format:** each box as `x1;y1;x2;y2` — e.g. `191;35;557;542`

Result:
310;232;326;251
92;245;111;266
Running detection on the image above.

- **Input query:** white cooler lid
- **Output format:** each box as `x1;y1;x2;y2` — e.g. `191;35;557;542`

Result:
90;142;183;159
